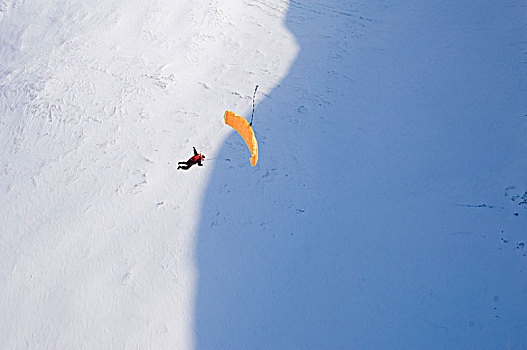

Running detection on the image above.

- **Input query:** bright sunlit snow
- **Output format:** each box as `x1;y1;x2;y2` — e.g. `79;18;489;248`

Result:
1;0;526;349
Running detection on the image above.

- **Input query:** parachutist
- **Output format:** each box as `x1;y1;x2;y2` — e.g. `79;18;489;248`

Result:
177;147;205;170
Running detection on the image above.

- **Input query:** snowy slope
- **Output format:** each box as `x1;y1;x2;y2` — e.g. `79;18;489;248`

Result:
1;0;296;348
1;0;527;349
195;1;527;349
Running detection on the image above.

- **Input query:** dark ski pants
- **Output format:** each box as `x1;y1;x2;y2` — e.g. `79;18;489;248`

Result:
177;161;194;170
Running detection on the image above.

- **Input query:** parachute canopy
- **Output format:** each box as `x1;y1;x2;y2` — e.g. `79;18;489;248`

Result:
224;110;258;166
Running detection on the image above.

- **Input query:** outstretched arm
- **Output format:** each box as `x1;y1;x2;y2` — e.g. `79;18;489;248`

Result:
193;147;198;156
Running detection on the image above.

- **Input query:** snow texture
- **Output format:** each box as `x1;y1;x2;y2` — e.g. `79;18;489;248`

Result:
1;0;526;349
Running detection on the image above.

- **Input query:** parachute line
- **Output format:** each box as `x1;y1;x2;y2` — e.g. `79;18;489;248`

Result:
250;85;258;126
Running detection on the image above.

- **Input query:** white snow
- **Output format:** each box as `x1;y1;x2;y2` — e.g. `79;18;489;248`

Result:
1;0;526;349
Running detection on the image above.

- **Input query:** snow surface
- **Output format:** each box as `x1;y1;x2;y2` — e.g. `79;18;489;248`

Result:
1;0;526;349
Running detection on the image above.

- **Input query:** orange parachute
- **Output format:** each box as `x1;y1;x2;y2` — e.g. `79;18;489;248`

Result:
224;110;258;166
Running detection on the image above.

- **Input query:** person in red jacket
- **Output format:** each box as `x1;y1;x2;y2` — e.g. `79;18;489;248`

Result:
177;147;205;170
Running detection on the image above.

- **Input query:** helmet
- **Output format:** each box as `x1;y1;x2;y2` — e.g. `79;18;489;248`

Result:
202;154;205;159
